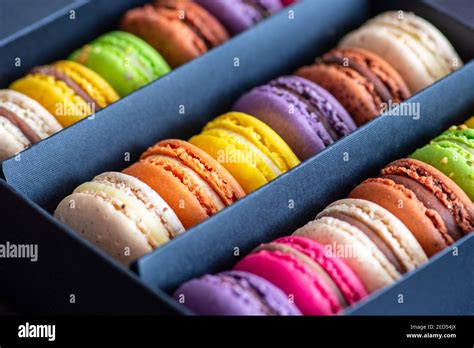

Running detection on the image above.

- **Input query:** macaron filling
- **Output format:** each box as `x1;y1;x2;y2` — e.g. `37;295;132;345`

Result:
160;2;214;50
0;116;30;148
144;141;243;205
382;161;473;239
30;66;100;112
160;155;225;211
74;181;172;247
242;0;273;19
223;129;282;177
321;55;392;104
144;155;222;216
0;105;41;144
374;15;454;74
381;174;461;241
268;80;342;142
320;211;404;273
94;173;184;238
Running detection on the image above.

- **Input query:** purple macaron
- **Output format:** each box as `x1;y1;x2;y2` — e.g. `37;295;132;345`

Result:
233;75;357;160
174;271;301;315
195;0;283;35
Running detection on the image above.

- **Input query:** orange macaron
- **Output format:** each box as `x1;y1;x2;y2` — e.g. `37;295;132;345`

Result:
123;139;245;229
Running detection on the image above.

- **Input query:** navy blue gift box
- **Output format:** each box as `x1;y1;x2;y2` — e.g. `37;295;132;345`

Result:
0;0;473;315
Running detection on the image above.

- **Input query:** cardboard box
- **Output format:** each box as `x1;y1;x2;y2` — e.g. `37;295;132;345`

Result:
1;0;473;314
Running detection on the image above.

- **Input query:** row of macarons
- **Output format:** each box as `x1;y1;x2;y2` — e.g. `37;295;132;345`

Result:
173;120;474;315
53;104;473;269
0;9;462;162
0;0;290;161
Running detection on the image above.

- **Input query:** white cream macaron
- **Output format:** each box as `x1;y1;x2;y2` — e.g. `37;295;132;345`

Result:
0;89;62;161
293;198;427;293
55;172;185;266
339;11;462;93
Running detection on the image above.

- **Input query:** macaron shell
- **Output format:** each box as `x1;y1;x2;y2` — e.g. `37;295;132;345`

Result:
296;63;380;126
195;0;282;35
140;139;246;204
382;158;474;238
93;171;185;239
0;90;62;154
340;26;435;93
190;112;300;193
293;216;400;292
188;132;269;193
275;236;368;305
465;117;474;128
0;118;29;160
10;74;92;127
367;11;460;74
121;1;229;68
70;31;170;96
174;271;301;315
52;60;119;108
339;12;461;93
123;159;209;229
319;199;428;271
233;75;356;160
411;143;473;201
0;89;62;135
234;249;339;315
55;192;153;265
349;178;449;256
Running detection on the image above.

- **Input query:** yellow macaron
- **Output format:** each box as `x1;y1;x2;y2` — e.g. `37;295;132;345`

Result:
10;60;119;127
189;112;300;193
465;116;474;128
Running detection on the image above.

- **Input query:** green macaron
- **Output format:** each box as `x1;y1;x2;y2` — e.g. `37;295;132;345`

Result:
411;126;474;200
69;31;170;97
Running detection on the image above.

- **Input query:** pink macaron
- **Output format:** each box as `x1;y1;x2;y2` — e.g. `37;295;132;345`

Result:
234;236;367;315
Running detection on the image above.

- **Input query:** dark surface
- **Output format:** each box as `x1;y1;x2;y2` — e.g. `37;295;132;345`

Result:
0;0;78;42
0;179;188;314
427;0;474;28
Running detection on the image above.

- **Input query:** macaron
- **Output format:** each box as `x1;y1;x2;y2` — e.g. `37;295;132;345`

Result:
120;0;229;68
465;117;474;128
123;139;245;229
189;112;300;193
174;271;301;315
233;75;357;160
411;126;474;200
0;90;62;161
54;172;185;265
349;159;474;257
294;198;427;293
10;61;119;127
296;48;410;125
195;0;283;35
234;236;367;315
69;31;170;97
339;11;462;93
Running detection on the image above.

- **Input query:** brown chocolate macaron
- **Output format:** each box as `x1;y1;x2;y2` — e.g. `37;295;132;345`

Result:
349;158;474;257
296;48;410;125
120;0;229;68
